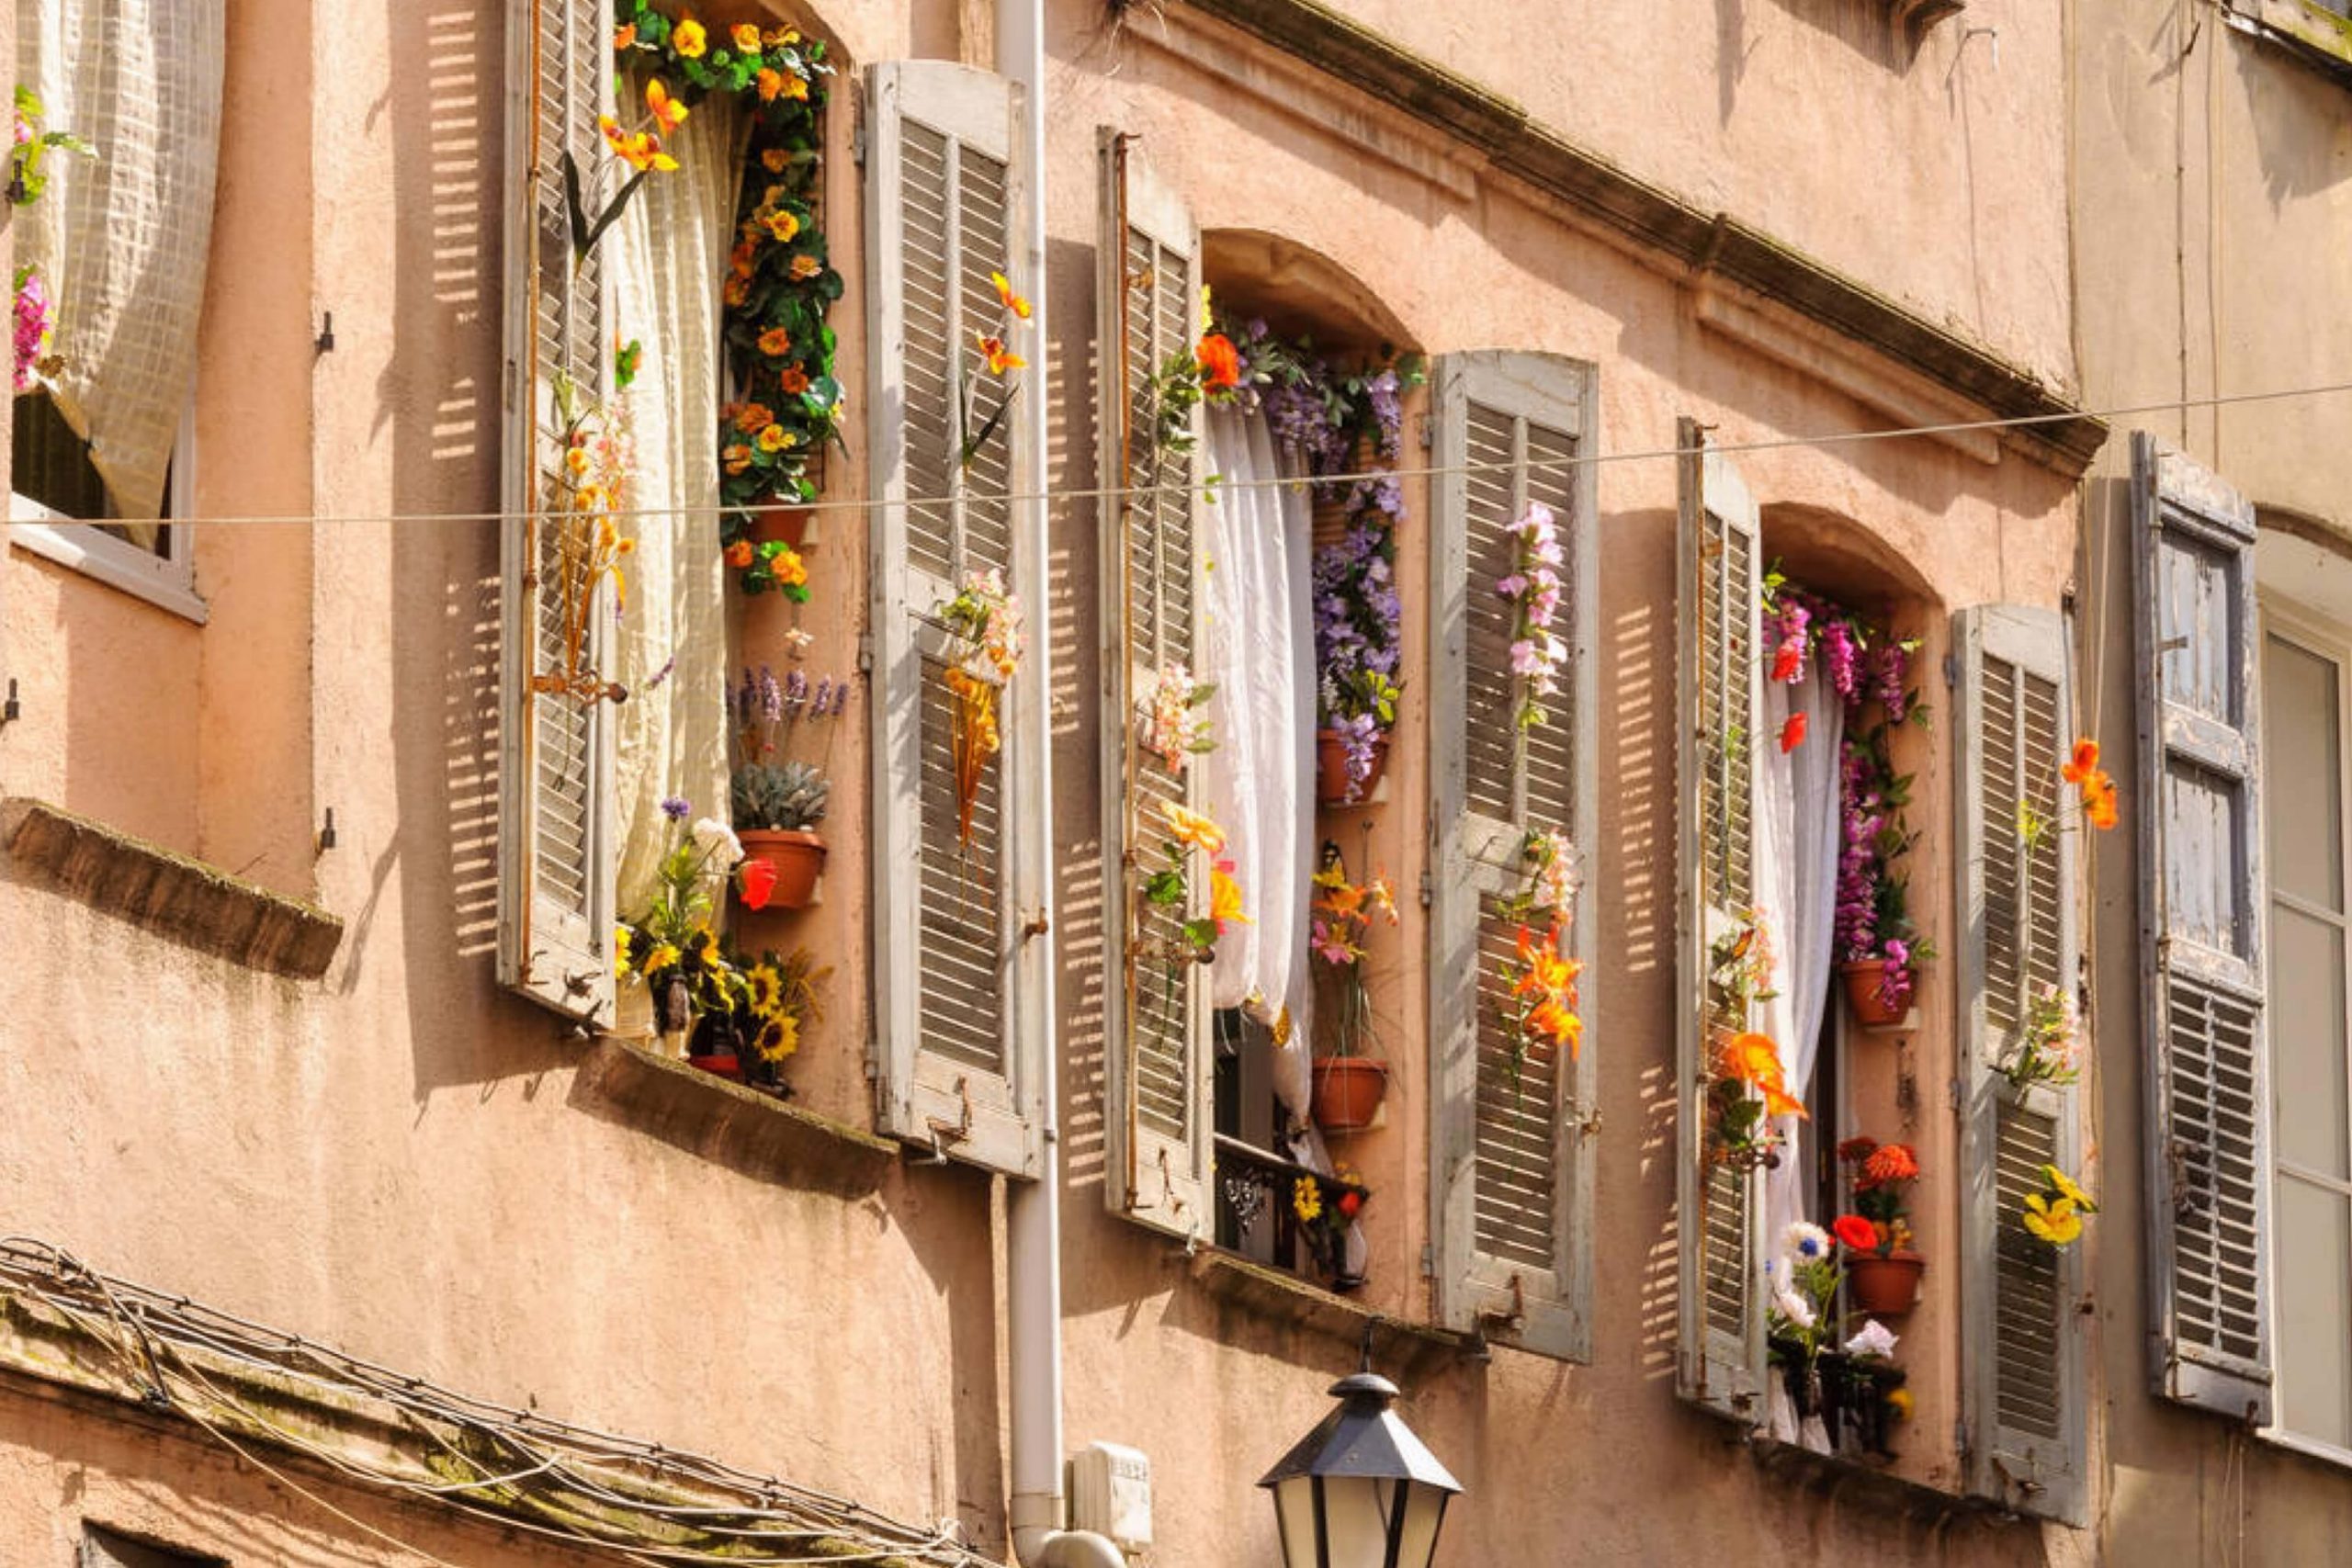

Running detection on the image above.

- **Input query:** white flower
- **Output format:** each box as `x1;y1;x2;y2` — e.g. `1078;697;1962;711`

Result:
1843;1319;1899;1359
1773;1285;1816;1330
692;817;744;869
1783;1221;1833;1264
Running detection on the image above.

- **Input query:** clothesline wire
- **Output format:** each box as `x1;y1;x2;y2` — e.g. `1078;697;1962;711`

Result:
23;376;2352;531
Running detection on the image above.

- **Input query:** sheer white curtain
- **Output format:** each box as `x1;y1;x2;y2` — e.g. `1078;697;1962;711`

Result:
17;0;225;522
1757;666;1847;1446
611;91;739;917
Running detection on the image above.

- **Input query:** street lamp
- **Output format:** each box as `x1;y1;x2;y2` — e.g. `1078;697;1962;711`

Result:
1258;1371;1461;1568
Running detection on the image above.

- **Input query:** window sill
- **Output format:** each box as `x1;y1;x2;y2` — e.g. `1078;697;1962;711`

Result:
1748;1435;1993;1524
8;518;209;625
570;1039;899;1196
1185;1250;1476;1382
2256;1424;2352;1475
2225;0;2352;83
2;797;341;978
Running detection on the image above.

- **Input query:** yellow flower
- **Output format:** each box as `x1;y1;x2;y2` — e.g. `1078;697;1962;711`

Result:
756;423;797;453
991;270;1033;321
1292;1177;1323;1224
1885;1388;1915;1420
765;26;801;47
1160;801;1226;857
771;547;808;589
746;964;783;1014
645;78;688;133
1210;863;1251;929
2023;1194;2083;1247
2044;1165;2098;1213
732;23;763;52
779;72;809;101
976;333;1023;376
643;942;681;976
763;209;800;243
673;17;707;57
614;926;634;977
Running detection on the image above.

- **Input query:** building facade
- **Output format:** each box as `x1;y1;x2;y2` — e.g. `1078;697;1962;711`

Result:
6;0;2329;1563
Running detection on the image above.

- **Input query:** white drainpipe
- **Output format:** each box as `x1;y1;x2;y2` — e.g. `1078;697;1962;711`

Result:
999;0;1121;1563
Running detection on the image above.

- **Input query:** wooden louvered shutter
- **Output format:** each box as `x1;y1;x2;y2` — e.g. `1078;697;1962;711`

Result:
866;62;1043;1177
496;0;617;1024
2132;434;2275;1423
1096;132;1209;1238
1955;605;2086;1522
1428;352;1599;1360
1673;422;1767;1419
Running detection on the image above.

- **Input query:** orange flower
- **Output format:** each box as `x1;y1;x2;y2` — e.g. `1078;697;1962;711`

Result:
722;276;750;307
725;539;754;568
613;22;638;49
771;547;808;589
756;423;797;454
778;366;810;395
1528;998;1584;1056
598;116;676;173
991;271;1032;321
2061;738;2100;784
758;327;793;357
789;253;823;280
977;333;1024;375
722;443;753;476
1860;1142;1919;1188
761;147;791;174
765;26;801;47
1719;1032;1808;1120
673;17;707;57
2086;776;2120;831
763;209;800;243
732;23;764;52
1161;801;1227;857
645;78;688;134
733;402;774;434
757;69;786;102
1194;332;1241;391
1210;860;1251;931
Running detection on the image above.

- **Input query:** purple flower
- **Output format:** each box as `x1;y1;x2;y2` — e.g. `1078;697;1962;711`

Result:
661;795;692;821
761;666;786;724
786;668;808;713
811;677;832;715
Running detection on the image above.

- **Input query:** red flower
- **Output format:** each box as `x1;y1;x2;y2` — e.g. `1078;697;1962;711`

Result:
1194;333;1241;391
1860;1142;1919;1188
1336;1190;1363;1219
1833;1213;1880;1252
1771;642;1802;682
738;857;777;911
1779;712;1808;753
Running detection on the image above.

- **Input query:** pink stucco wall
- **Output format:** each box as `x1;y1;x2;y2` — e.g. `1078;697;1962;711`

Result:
0;0;2102;1562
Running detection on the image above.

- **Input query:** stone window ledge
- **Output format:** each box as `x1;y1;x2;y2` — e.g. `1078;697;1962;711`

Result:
570;1040;899;1196
2;798;341;979
1186;1250;1476;1382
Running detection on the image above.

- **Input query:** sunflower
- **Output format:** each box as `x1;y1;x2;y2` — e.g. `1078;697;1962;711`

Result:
746;964;783;1014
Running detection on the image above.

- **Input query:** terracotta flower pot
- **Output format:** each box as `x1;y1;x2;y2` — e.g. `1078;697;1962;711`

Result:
1316;728;1390;807
1847;1249;1927;1316
1839;960;1906;1028
762;507;813;550
738;828;825;910
1311;1055;1390;1132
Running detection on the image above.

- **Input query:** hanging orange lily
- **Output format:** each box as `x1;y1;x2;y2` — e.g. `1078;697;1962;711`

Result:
2061;737;2120;831
644;77;689;133
992;270;1033;321
1719;1031;1808;1120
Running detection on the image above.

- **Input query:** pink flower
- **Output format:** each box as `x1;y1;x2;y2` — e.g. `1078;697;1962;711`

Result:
1495;573;1529;600
1510;638;1544;675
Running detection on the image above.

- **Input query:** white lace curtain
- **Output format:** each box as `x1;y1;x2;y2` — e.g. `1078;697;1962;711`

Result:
610;88;739;914
16;0;225;523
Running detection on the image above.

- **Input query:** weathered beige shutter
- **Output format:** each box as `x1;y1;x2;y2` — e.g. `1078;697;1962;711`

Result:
1096;132;1209;1238
2132;433;2275;1423
1427;352;1599;1360
1673;421;1767;1419
866;62;1043;1177
496;0;617;1024
1955;604;2086;1522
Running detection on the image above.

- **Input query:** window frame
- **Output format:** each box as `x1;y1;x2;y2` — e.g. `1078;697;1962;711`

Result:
2256;589;2352;1463
9;395;204;623
2224;0;2352;81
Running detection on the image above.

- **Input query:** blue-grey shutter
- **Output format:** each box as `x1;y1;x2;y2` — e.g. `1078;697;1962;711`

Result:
1427;352;1600;1360
1954;604;2086;1522
2132;432;2275;1423
1673;422;1767;1418
1097;131;1210;1238
497;0;616;1025
866;62;1043;1176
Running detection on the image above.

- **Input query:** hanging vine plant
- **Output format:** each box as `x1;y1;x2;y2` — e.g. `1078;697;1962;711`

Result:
613;4;846;596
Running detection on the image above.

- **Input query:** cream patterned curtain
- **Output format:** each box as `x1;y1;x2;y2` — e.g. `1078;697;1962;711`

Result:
16;0;224;523
611;88;739;915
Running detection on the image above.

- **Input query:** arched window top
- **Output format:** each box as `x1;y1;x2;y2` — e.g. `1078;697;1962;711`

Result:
1760;502;1940;616
1203;230;1418;356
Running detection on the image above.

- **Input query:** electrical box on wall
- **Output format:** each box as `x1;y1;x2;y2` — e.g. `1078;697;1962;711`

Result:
1069;1441;1152;1553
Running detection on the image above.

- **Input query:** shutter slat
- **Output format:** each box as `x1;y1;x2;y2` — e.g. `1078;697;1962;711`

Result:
497;0;616;1025
1957;604;2086;1522
1431;353;1600;1362
1675;424;1766;1421
1095;130;1211;1238
2132;433;2277;1421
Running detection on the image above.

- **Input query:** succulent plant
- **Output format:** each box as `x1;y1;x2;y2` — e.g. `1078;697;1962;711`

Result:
732;760;830;832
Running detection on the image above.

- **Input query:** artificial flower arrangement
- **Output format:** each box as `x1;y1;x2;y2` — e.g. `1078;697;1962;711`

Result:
1838;1136;1927;1315
616;802;767;1055
1496;829;1585;1089
2023;1164;2098;1247
691;942;829;1092
936;569;1023;848
1290;1164;1371;1291
608;5;847;595
1998;983;2082;1092
729;664;850;908
957;270;1031;472
9;88;88;396
1766;1220;1911;1453
1137;800;1250;972
1497;501;1568;731
1136;661;1216;773
1705;908;1803;1172
530;374;637;706
1307;846;1400;1131
8;88;93;208
2063;738;2120;831
1311;506;1403;804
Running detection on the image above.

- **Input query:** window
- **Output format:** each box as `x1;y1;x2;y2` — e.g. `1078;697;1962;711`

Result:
9;392;200;619
1673;430;2086;1518
83;1525;224;1568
